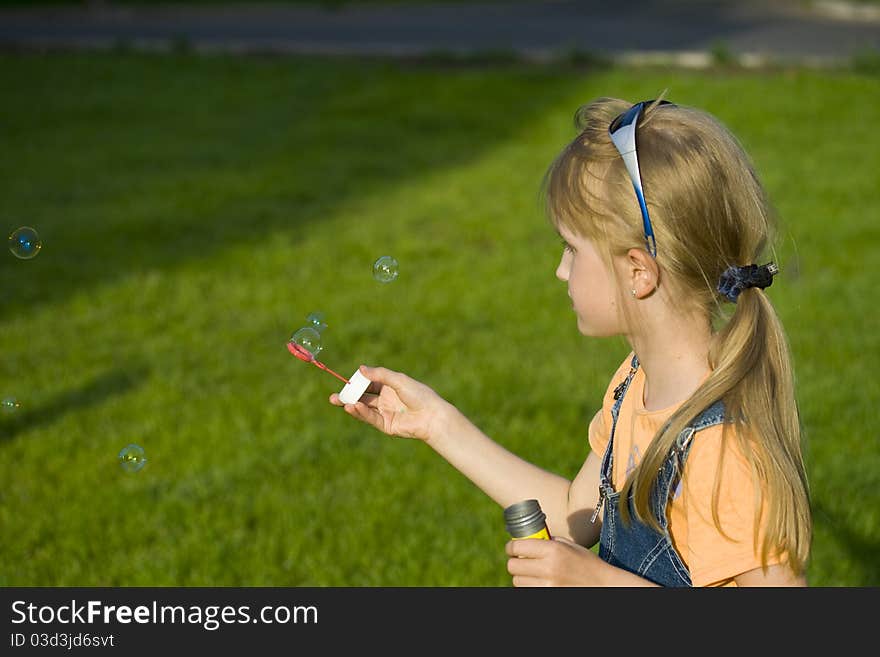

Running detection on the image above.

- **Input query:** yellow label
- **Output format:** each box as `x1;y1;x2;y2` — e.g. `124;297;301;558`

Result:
513;526;551;540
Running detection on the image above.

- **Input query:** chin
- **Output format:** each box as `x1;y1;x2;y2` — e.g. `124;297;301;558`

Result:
576;318;612;338
575;318;593;336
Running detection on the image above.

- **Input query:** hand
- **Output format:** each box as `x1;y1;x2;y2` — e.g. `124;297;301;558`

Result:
329;365;451;443
505;537;611;587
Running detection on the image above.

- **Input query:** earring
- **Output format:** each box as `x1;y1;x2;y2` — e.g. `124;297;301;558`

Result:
630;289;637;298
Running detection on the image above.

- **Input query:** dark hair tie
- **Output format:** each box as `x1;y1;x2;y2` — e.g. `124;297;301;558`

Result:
717;262;779;303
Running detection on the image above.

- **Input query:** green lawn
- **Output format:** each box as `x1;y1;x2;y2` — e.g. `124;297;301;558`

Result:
0;51;877;586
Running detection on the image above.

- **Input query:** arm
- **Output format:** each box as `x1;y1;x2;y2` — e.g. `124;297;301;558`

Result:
330;365;601;543
560;450;602;546
431;405;604;544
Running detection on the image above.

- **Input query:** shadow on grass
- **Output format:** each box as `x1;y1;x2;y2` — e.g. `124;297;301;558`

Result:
0;51;590;319
812;498;880;586
0;366;146;442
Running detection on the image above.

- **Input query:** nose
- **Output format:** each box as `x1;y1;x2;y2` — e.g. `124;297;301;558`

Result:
555;253;569;282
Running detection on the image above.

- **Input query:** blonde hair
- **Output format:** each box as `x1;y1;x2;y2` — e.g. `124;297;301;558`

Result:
542;97;811;575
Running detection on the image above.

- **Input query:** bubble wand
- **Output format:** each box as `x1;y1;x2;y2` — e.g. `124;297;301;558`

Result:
287;341;350;384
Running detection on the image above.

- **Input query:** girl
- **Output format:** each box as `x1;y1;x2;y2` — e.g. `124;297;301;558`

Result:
329;97;812;587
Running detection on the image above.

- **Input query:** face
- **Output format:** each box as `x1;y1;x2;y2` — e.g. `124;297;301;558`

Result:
555;225;624;337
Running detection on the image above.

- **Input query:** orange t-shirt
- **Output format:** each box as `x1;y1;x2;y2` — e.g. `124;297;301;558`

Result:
588;354;780;587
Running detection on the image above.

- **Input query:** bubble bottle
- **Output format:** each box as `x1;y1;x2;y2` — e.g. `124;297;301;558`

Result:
503;499;551;540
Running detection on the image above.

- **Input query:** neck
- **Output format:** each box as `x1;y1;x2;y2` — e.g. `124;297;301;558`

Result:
627;305;712;412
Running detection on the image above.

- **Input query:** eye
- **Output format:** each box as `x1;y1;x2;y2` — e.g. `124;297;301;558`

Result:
560;239;575;254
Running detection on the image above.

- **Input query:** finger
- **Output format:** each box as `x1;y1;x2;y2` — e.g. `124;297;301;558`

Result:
358;392;380;408
359;365;408;394
347;401;389;433
506;556;540;578
346;400;374;423
358;368;392;397
511;575;545;588
364;380;384;395
506;538;548;559
332;392;377;407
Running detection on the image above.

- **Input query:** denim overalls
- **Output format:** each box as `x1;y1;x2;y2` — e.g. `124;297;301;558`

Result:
594;355;726;587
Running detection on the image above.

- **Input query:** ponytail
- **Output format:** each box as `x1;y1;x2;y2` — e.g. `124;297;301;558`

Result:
620;287;812;575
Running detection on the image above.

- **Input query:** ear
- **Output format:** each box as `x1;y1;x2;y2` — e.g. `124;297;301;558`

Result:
625;248;660;299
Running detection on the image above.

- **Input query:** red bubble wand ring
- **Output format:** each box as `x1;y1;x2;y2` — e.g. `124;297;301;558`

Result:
287;341;350;384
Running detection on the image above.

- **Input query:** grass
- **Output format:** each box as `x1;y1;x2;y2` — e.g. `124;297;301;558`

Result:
0;51;878;587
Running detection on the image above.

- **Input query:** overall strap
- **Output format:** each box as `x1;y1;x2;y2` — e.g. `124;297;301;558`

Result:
607;354;640;476
662;399;727;503
672;400;726;460
592;354;639;524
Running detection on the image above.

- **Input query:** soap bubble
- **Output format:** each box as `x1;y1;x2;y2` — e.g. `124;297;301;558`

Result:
372;255;399;283
8;226;42;260
291;326;322;358
306;311;327;334
1;396;21;414
118;444;147;473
